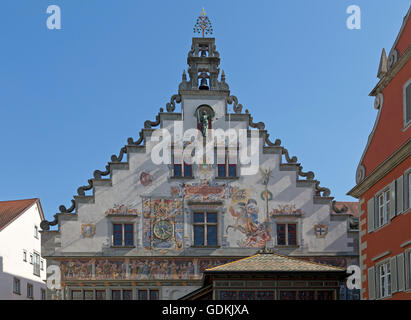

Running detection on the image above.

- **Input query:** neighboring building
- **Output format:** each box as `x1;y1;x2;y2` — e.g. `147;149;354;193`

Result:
0;198;47;300
348;6;411;300
181;250;346;300
40;15;359;300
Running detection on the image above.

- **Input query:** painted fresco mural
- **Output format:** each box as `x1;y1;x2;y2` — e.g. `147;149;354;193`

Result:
226;187;271;248
59;258;235;281
170;181;273;249
142;198;184;250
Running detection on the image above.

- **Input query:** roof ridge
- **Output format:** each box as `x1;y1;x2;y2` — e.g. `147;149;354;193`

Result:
205;254;259;271
270;252;346;271
0;198;39;204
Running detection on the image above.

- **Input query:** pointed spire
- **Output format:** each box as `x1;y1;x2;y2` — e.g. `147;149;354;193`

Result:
221;70;226;83
377;48;388;79
182;69;187;81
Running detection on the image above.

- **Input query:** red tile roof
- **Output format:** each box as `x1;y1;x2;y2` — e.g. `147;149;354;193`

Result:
0;198;40;231
333;201;359;217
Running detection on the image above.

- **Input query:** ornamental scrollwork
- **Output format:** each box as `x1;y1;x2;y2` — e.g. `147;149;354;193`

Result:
111;146;127;163
166;94;182;113
298;166;315;180
332;200;348;213
77;179;93;196
315;181;331;197
59;199;76;213
282;148;298;164
226;95;243;114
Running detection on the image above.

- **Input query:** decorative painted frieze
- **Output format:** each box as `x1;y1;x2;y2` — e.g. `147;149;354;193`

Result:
59;257;235;281
269;204;304;216
104;204;140;216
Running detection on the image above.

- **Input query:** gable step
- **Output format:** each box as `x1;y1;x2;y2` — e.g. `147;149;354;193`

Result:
92;179;112;187
109;162;129;170
74;196;95;204
127;145;146;153
279;163;299;172
296;180;316;188
313;196;334;205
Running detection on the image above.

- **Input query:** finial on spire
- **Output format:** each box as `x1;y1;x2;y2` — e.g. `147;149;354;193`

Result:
193;9;213;38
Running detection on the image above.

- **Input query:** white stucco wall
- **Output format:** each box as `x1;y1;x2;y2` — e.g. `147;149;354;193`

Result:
0;202;47;300
49;94;356;258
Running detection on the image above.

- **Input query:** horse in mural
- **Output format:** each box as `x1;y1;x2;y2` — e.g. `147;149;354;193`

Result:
226;197;271;248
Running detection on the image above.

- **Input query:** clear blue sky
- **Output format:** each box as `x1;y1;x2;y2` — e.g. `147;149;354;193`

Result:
0;1;410;221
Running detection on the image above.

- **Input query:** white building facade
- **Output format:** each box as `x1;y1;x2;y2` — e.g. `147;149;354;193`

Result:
41;37;359;300
0;198;47;300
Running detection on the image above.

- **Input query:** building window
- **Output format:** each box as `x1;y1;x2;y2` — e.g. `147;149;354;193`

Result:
193;212;218;246
33;252;40;277
41;260;44;271
404;79;411;127
96;290;106;300
111;290;121;300
13;278;21;295
123;290;133;300
218;164;226;177
71;290;82;300
279;291;297;300
83;290;94;300
276;223;297;246
378;262;391;298
217;151;237;178
112;223;134;247
138;289;159;300
317;290;334;300
376;189;390;228
41;289;46;300
27;283;33;299
220;290;275;300
34;225;39;239
228;164;237;177
280;290;333;300
23;250;27;262
173;163;192;178
29;254;33;264
172;146;192;178
298;291;315;300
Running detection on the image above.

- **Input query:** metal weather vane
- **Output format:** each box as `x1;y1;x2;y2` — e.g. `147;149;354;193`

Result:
193;8;213;38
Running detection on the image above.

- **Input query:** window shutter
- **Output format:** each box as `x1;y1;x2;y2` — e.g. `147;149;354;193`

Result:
405;173;410;211
405;252;410;290
406;82;411;124
391;257;398;293
389;181;396;220
397;253;405;292
367;197;375;232
396;175;403;214
376;265;381;299
368;266;376;300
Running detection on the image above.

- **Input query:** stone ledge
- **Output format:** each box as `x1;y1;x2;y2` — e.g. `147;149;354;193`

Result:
74;196;95;204
109;162;129;170
92;179;112;187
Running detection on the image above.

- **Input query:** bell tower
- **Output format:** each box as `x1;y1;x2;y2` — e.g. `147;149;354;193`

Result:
179;10;229;94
